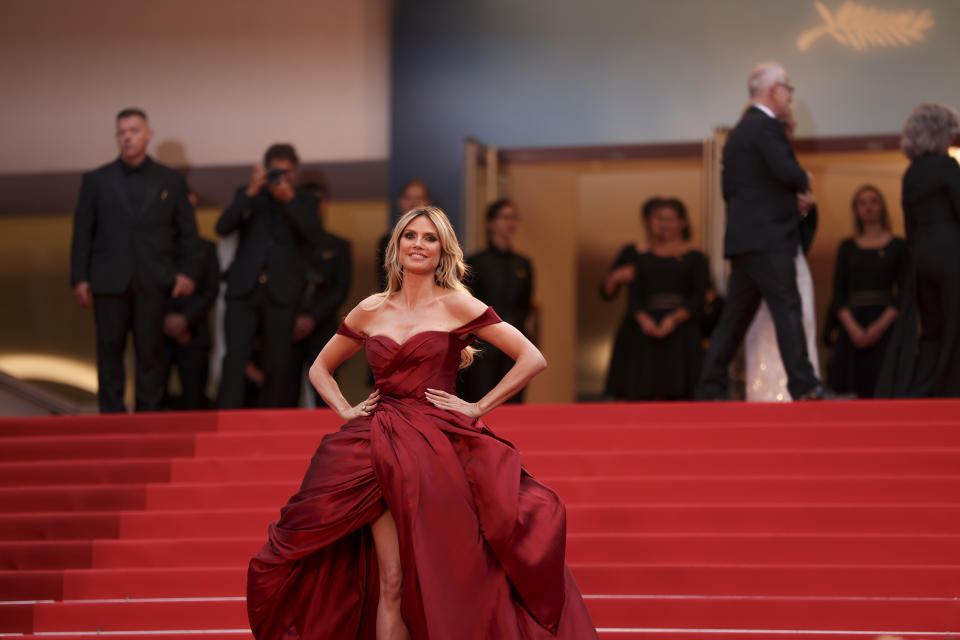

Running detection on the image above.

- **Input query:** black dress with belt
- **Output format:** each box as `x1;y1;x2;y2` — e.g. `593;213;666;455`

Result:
607;248;709;400
877;153;960;397
825;237;906;398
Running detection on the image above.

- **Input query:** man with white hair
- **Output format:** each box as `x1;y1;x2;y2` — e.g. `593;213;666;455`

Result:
696;62;826;400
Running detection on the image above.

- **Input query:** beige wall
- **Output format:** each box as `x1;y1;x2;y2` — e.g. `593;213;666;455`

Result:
0;0;389;173
505;164;580;404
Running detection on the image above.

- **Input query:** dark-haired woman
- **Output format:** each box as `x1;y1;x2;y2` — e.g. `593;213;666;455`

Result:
825;186;905;398
458;199;534;404
878;103;960;397
603;197;709;400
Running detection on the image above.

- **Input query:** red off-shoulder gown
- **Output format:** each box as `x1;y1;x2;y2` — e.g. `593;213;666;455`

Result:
246;307;598;639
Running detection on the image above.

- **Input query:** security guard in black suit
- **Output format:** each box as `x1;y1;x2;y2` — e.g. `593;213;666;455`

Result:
162;236;220;410
286;181;353;407
216;144;322;408
70;108;201;413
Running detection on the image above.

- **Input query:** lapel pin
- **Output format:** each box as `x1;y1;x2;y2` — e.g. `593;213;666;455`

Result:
161;189;168;201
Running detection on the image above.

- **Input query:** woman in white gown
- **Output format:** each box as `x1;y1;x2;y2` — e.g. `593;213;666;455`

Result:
745;112;820;402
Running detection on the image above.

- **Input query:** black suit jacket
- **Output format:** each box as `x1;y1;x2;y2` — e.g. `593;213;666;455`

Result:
722;106;810;257
300;231;352;333
216;186;321;306
902;153;960;244
167;238;220;347
70;158;201;293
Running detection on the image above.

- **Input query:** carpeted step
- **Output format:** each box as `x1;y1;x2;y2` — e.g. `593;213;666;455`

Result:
572;562;960;598
146;476;960;509
11;594;959;633
4;533;959;571
0;485;148;513
0;412;220;438
5;476;959;513
3;632;952;640
4;400;957;437
5;563;960;602
0;635;252;640
7;449;959;488
484;399;960;426
584;594;960;632
0;567;244;601
0;459;172;487
191;422;960;457
8;421;960;463
4;633;955;640
0;434;196;462
5;504;960;542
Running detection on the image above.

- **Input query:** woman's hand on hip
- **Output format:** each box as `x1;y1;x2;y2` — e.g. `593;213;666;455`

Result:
425;388;481;419
339;389;380;421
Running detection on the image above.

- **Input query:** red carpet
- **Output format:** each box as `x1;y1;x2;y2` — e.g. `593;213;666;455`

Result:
1;401;959;639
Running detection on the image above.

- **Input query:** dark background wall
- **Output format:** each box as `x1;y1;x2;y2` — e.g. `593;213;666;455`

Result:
391;0;960;236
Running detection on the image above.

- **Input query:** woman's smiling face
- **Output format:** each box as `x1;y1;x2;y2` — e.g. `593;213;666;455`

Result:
398;214;442;275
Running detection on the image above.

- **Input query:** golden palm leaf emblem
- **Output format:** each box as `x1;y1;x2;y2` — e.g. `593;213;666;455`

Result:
797;1;933;51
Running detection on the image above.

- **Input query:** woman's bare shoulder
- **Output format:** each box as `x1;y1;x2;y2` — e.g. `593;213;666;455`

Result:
343;295;388;332
439;290;488;324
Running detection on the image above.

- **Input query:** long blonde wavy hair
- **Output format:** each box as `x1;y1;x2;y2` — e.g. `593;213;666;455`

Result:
376;206;477;369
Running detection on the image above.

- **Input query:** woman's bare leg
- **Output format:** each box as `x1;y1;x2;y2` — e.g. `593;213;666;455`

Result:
371;510;410;639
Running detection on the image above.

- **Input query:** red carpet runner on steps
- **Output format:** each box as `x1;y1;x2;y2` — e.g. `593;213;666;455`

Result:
1;401;959;639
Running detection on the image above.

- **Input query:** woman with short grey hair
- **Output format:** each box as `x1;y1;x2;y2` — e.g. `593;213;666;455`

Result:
901;103;959;160
877;103;960;397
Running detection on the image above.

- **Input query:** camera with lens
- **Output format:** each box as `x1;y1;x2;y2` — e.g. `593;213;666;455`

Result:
266;167;287;185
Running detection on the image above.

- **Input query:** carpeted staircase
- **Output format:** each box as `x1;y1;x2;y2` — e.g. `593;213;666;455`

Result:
1;401;959;639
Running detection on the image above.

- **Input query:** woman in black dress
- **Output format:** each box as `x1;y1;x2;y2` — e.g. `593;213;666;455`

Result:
602;197;709;400
458;199;534;404
878;103;960;397
824;185;906;398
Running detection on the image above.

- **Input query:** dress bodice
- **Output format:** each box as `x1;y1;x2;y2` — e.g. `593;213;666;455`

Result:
337;307;502;399
832;237;906;311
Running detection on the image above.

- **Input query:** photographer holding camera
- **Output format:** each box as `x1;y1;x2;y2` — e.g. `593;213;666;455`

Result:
216;143;322;408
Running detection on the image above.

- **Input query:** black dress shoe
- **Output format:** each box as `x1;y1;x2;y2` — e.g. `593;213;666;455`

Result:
796;385;854;401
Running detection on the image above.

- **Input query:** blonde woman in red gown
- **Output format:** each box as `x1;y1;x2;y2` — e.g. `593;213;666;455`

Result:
246;206;598;639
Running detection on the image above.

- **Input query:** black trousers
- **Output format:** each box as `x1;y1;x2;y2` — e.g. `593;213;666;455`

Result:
163;337;211;410
219;284;296;408
913;225;960;396
92;287;169;413
696;251;819;400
